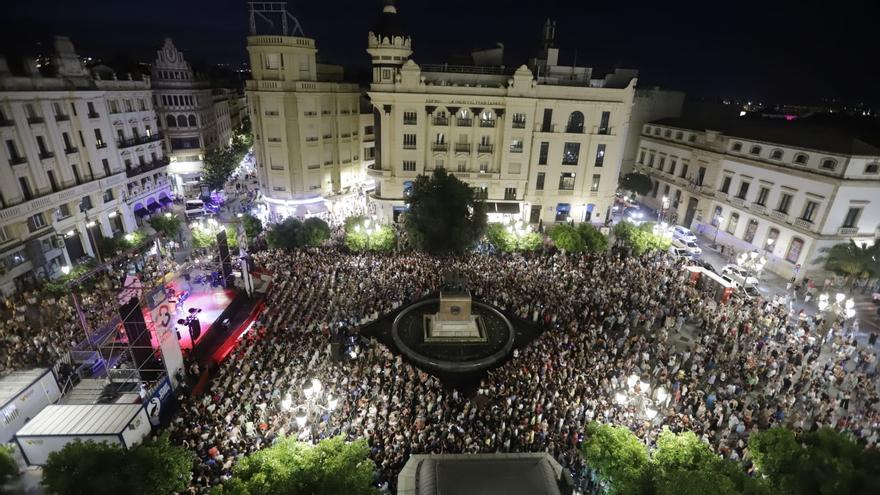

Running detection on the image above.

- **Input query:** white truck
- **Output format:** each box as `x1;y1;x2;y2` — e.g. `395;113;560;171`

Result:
14;404;151;465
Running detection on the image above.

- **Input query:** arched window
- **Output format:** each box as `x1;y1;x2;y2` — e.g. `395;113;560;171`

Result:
188;114;197;127
820;158;836;170
731;142;743;152
566;111;584;133
770;149;783;160
726;212;740;235
793;153;808;165
458;109;469;118
166;115;176;127
749;145;762;155
764;228;779;252
785;237;804;263
177;115;187;127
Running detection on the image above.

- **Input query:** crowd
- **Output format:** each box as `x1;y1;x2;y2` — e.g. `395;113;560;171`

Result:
168;246;880;493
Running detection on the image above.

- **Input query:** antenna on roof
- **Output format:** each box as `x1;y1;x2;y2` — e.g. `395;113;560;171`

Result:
248;2;305;37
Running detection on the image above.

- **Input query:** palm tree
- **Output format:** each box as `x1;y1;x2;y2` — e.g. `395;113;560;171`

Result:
815;239;880;292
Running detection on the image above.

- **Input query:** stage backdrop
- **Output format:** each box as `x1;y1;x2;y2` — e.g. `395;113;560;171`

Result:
146;286;185;389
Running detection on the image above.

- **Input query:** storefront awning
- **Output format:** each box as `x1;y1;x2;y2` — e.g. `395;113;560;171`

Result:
159;196;173;205
147;202;161;212
134;207;149;217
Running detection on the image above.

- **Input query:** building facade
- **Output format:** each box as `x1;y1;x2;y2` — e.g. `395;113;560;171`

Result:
365;3;636;224
151;39;242;197
245;34;363;217
635;117;880;280
0;37;171;295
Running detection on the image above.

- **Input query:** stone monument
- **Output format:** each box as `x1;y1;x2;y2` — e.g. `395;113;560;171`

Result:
425;271;486;342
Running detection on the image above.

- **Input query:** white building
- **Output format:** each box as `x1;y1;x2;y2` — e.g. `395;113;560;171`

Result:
365;5;636;224
620;87;685;174
635;115;880;280
0;36;171;295
151;39;242;197
245;30;364;217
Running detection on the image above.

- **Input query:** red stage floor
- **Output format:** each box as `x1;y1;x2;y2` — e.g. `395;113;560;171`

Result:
156;275;235;351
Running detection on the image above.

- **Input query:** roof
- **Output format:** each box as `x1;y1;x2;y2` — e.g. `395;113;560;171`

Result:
651;114;880;156
0;369;50;407
398;453;570;495
16;404;143;437
371;0;408;38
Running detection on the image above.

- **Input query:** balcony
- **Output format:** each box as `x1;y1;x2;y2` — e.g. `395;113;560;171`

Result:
117;133;163;149
509;146;524;154
27;116;44;125
598;127;610;135
565;125;584;134
770;210;789;222
456;118;472;127
512;121;526;129
794;218;814;230
479;119;495;128
403;119;417;125
38;151;55;160
64;147;79;155
716;191;729;201
322;134;332;139
455;143;471;153
838;226;859;236
366;163;389;178
477;144;494;153
9;156;27;166
55;114;70;122
402;144;416;150
125;158;170;178
729;196;745;207
87;112;100;119
96;142;108;149
431;143;448;152
432;117;448;126
751;203;766;215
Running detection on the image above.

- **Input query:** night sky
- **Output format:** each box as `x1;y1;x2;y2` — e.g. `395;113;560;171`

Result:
2;0;878;105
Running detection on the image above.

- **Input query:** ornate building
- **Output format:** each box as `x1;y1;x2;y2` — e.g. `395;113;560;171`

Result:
365;3;637;224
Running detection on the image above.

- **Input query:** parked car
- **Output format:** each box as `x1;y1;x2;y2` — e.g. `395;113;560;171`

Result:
734;284;762;300
688;258;717;273
720;264;759;287
185;199;206;219
669;245;693;259
672;239;702;256
672;226;698;243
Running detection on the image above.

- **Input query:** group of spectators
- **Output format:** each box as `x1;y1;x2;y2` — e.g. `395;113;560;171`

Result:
168;246;879;493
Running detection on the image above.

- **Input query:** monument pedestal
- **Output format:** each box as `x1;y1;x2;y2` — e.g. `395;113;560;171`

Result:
424;290;486;343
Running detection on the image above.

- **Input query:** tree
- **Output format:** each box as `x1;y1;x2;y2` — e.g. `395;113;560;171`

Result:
619;172;653;196
549;224;585;253
581;422;650;495
344;216;396;252
577;223;609;252
0;444;17;484
815;240;879;290
486;223;542;252
404;168;487;255
750;427;880;495
214;436;376;495
42;435;191;495
266;218;303;250
202;148;239;191
149;214;182;239
241;214;263;239
612;221;671;256
301;217;330;247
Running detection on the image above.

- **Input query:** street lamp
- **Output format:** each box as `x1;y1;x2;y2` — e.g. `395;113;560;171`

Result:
616;374;662;423
282;378;337;442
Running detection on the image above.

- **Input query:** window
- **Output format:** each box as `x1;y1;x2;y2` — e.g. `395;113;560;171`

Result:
755;186;769;206
664;129;672;138
541;108;552;132
504;187;517;200
749;145;761;155
19;177;32;200
36;135;50;156
647;153;655;167
177;115;187;127
479;161;488;173
658;156;665;170
736;181;750;200
47;170;59;192
479;110;494;127
697;166;706;186
599;111;611;134
562;142;580;165
72;164;82;184
666;158;675;174
457;161;467;172
731;142;742;152
777;193;792;214
103;189;114;202
770;149;783;160
765;228;779;251
472;186;488;199
743;219;759;243
87;102;98;117
403;134;416;149
566;111;584;133
726;212;739;234
403;111;417;125
0;225;8;242
94;129;105;147
70;102;77;116
27;213;46;232
5;139;20;162
820;159;836;170
264;53;281;69
595;144;606;167
842;207;862;228
675;131;683;140
402;160;416;171
793;153;808;165
558;172;576;190
865;162;879;174
663;184;670;197
720;176;732;194
512;113;526;128
538;142;549;165
652;180;659;197
785;237;804;263
536;172;545;190
688;134;696;142
166;115;176;127
591;174;601;192
638;150;645;164
435;133;446;144
801;200;819;222
679;163;689;179
102;158;111;176
188;115;197;127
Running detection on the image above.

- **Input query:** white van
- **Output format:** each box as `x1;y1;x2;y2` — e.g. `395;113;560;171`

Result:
184;199;206;219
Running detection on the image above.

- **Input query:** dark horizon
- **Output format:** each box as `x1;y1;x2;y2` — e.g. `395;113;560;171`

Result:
2;0;878;107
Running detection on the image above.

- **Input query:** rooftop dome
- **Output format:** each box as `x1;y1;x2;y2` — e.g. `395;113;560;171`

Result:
371;0;408;39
